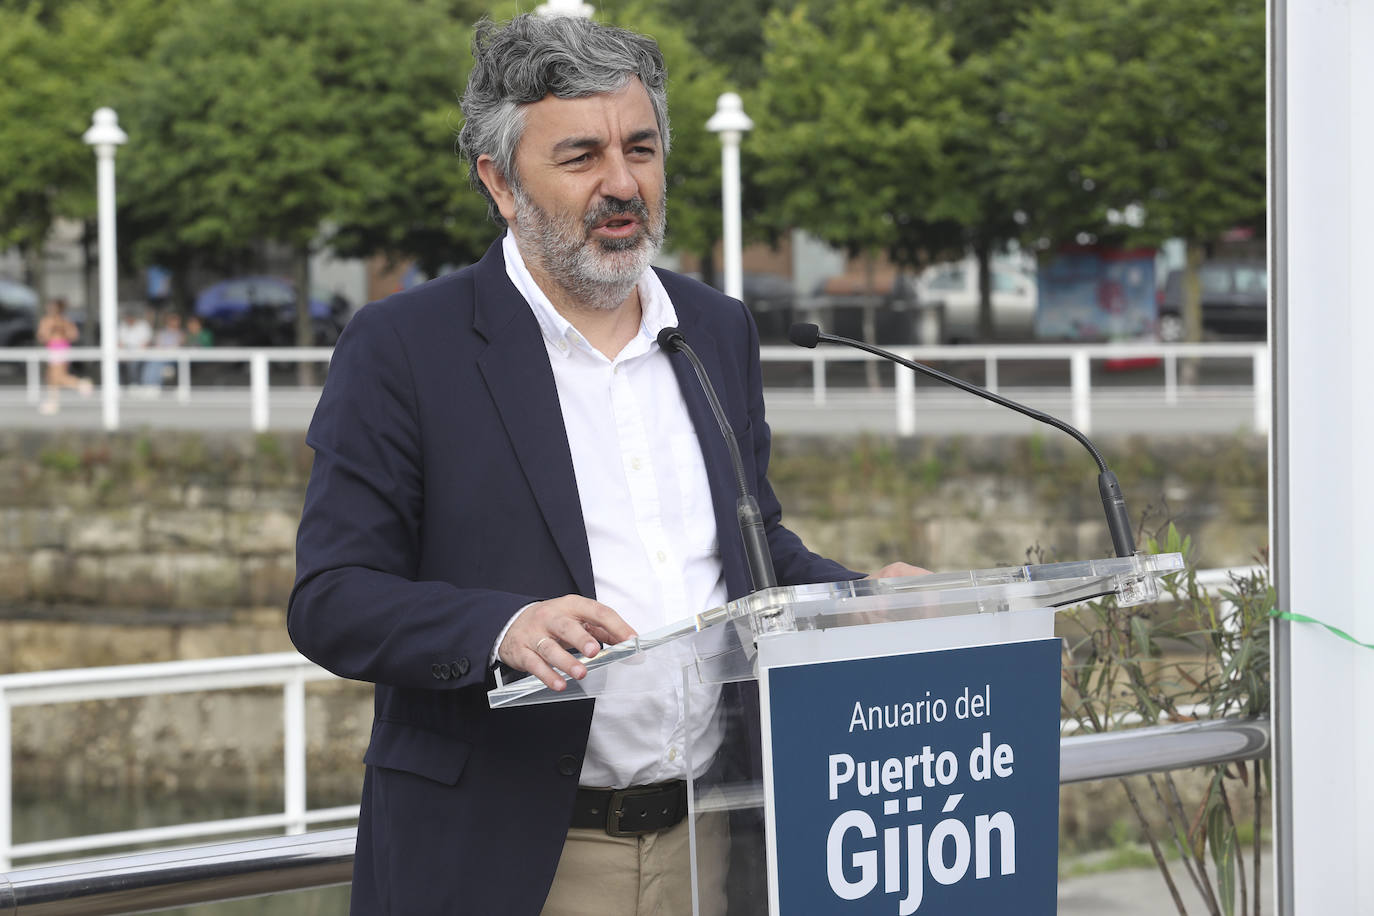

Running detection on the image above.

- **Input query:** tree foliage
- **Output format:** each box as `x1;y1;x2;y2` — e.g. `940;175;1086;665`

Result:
751;0;965;266
0;0;179;261
993;0;1265;252
118;0;481;280
603;2;733;264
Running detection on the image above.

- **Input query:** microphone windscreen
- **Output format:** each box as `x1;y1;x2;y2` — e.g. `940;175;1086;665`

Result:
656;326;684;352
788;323;821;349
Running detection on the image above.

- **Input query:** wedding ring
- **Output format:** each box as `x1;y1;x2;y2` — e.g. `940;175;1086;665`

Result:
535;636;553;656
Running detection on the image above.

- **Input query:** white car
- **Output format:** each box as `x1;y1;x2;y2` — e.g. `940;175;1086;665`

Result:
914;259;1037;342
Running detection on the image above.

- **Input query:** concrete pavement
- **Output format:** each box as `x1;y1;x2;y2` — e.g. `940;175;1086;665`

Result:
0;385;1262;437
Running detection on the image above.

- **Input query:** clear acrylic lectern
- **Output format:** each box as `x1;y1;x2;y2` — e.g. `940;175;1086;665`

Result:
489;553;1183;915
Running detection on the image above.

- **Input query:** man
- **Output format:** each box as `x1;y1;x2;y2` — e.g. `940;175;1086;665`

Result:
288;13;921;915
116;308;152;386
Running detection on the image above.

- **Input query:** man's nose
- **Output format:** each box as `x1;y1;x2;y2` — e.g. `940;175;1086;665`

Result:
598;150;639;202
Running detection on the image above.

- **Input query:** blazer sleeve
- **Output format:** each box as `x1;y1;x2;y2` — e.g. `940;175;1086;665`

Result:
287;304;535;691
737;303;866;586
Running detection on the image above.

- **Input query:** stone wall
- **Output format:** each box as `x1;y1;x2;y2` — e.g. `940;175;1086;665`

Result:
0;429;1269;835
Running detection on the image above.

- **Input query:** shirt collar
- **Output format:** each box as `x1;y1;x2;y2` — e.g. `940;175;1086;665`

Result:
501;230;678;359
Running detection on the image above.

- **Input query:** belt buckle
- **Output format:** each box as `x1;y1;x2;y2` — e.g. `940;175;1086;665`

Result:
605;785;666;838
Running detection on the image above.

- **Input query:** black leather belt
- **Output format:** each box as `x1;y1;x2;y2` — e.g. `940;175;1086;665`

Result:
571;780;689;837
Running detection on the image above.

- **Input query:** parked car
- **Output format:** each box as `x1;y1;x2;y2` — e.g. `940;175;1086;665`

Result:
914;259;1037;342
810;269;923;344
682;271;798;341
1158;260;1267;341
194;276;347;346
0;276;40;347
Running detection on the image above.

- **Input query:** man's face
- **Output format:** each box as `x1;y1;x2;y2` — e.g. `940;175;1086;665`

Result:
482;79;667;306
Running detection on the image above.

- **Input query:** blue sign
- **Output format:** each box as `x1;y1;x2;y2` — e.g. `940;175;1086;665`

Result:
765;638;1062;915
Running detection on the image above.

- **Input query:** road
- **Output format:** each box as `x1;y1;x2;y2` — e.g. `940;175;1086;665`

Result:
0;384;1263;437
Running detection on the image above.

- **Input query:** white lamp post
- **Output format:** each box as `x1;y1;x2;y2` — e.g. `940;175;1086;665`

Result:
535;0;593;18
706;92;753;302
82;107;127;431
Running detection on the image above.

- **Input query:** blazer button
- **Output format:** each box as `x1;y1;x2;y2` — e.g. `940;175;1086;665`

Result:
431;664;443;680
439;663;452;679
454;657;470;676
557;754;579;776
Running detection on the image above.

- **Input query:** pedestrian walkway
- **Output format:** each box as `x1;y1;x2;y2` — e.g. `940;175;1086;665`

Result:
1059;854;1273;915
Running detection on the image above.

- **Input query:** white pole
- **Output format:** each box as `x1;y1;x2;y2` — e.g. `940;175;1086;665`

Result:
283;675;307;836
83;108;128;432
1274;3;1374;909
895;362;916;436
719;133;743;301
534;0;593;17
707;94;754;303
1070;350;1092;435
251;352;270;432
1;689;11;872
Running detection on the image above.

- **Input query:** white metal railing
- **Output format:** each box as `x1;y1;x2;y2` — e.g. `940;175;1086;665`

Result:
1;346;333;433
0;718;1272;915
760;340;1271;436
0;565;1263;871
1;341;1269;435
0;653;356;871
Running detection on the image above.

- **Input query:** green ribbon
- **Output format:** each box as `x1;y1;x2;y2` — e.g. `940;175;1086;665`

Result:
1270;608;1374;651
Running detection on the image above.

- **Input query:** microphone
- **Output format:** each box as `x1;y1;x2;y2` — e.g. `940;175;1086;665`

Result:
788;323;1137;558
657;327;778;590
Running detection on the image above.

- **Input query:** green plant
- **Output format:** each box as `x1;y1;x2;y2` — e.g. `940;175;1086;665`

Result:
1059;522;1271;916
38;447;82;474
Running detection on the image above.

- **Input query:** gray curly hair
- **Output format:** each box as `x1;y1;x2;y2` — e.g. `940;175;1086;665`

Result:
458;14;672;227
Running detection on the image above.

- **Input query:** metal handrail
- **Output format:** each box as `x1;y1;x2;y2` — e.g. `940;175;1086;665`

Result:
0;653;347;870
1;565;1263;870
0;340;1269;434
0;716;1270;916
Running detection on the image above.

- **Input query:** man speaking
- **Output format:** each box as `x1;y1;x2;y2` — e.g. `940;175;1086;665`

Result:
289;13;921;915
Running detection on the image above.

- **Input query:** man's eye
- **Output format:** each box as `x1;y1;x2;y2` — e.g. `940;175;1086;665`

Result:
563;154;590;165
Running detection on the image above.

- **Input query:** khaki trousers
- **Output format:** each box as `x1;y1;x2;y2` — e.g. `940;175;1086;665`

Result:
540;813;729;916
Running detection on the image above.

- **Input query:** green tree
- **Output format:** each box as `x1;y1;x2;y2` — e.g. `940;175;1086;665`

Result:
0;0;180;303
751;0;965;279
994;0;1265;343
908;0;1052;338
605;2;733;278
118;0;479;359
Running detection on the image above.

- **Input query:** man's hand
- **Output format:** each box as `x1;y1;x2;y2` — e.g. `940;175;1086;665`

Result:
498;595;637;692
871;562;933;579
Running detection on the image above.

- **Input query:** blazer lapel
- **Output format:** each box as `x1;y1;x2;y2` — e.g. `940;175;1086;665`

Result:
664;306;754;600
472;245;596;599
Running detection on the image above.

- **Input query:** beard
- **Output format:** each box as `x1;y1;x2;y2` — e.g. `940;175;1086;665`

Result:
512;184;666;312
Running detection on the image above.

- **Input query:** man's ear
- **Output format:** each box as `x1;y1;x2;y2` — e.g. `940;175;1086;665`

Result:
476;156;519;226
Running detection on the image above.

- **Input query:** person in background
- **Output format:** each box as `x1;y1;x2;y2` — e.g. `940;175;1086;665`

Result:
185;315;213;348
117;309;152;385
36;298;91;414
140;311;184;390
184;315;213;385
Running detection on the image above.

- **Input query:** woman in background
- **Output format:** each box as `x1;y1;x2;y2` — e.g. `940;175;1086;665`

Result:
35;298;92;414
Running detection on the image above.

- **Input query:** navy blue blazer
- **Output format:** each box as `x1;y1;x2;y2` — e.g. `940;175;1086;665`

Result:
288;239;859;915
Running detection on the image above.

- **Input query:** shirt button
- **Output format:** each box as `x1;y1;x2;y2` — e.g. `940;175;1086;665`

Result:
557;340;568;351
656;550;667;563
631;458;642;471
668;747;678;761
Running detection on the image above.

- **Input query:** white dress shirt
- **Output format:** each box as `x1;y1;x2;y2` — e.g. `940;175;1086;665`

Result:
500;232;727;788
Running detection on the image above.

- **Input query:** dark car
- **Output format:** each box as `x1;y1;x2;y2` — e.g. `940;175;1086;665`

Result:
681;271;798;341
0;277;40;347
1159;260;1267;341
194;276;347;346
